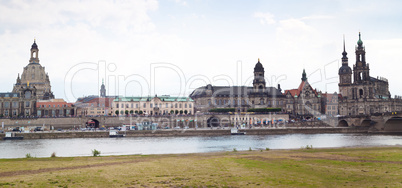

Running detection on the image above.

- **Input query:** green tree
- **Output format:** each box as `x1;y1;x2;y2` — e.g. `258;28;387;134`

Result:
125;110;129;116
184;110;188;114
139;110;143;115
129;110;134;115
170;110;174;114
179;110;183;114
115;110;119;115
175;110;179;114
135;110;138;114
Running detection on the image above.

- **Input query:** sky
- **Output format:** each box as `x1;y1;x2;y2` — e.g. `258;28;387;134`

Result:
1;0;402;102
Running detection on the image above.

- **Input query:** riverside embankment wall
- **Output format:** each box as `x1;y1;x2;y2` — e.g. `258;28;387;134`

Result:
0;127;370;140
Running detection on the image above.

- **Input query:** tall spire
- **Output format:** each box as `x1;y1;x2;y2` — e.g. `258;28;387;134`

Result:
357;32;363;47
342;35;348;63
301;69;307;81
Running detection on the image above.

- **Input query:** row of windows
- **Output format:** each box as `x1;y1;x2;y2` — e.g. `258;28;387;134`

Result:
2;109;31;116
0;101;31;108
38;104;70;108
211;99;285;106
116;103;192;109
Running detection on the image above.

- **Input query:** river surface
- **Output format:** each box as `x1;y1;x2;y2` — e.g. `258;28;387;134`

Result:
1;133;401;158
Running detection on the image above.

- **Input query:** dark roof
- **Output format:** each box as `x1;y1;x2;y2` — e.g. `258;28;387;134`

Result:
254;61;264;72
31;40;38;49
189;85;283;98
0;93;20;98
339;64;352;74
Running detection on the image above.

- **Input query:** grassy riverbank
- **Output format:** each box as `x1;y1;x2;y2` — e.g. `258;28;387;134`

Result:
0;147;401;187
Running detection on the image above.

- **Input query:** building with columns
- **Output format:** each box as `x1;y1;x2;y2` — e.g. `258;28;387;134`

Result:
338;33;402;115
112;95;194;116
190;59;286;113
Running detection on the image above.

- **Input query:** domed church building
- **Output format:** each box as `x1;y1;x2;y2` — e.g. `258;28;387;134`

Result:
12;40;54;100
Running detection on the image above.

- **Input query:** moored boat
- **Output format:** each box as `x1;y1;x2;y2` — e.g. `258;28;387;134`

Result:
3;132;24;140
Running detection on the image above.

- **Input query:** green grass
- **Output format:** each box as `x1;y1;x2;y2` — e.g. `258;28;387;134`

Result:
0;147;401;187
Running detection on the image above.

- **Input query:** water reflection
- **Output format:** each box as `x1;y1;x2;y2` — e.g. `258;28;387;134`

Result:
0;133;401;158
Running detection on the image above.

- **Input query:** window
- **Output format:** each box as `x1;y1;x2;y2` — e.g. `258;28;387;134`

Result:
131;104;133;108
13;110;17;116
189;104;192;108
13;102;18;108
126;104;129;108
5;110;9;116
179;104;182;108
166;103;168;108
31;73;35;79
25;91;31;99
136;104;138;108
143;103;146;108
25;101;30;108
185;104;187;108
175;103;178;108
116;104;119;108
150;103;153;108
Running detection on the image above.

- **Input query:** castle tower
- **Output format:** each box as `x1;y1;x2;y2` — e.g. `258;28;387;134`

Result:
253;58;266;92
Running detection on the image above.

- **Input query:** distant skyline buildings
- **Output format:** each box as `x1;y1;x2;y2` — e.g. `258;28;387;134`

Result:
1;1;402;101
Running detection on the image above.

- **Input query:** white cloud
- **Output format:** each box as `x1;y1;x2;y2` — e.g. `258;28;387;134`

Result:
253;12;276;25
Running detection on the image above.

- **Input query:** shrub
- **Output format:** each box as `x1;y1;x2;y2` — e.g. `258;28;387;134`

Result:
233;148;237;152
266;147;270;151
51;152;56;158
209;108;235;113
249;147;252;151
92;149;101;157
26;153;32;158
247;108;281;113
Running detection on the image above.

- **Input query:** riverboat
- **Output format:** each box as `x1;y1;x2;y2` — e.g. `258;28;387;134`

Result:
109;130;124;138
3;132;24;140
231;129;246;135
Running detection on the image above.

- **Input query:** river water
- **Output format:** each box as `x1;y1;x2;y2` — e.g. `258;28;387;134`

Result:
1;133;401;158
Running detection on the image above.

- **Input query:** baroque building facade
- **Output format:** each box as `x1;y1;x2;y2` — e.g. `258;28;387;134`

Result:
112;95;194;116
189;59;286;113
338;33;402;115
284;69;322;118
12;40;54;100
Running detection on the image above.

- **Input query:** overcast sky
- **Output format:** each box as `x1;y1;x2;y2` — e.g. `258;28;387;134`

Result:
1;0;402;102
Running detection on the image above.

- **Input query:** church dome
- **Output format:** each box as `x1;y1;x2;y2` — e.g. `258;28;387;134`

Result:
357;32;363;46
254;59;264;72
339;65;352;74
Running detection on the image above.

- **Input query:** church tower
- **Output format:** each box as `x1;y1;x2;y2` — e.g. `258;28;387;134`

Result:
253;58;266;92
30;40;39;64
338;36;352;98
100;79;106;98
353;32;370;83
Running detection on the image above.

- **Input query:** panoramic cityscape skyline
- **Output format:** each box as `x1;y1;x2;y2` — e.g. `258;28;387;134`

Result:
1;0;402;102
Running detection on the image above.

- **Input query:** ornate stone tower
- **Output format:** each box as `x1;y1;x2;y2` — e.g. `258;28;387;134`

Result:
253;58;266;92
100;79;106;98
353;32;370;84
338;36;352;98
13;40;54;100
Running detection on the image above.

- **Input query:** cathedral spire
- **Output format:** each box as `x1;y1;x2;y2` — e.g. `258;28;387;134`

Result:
342;35;348;64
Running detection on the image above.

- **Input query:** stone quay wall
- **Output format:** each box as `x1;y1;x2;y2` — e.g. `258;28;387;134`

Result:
0;127;369;140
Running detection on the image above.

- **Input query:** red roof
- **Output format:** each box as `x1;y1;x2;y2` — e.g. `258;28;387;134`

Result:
284;81;318;97
37;102;74;108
